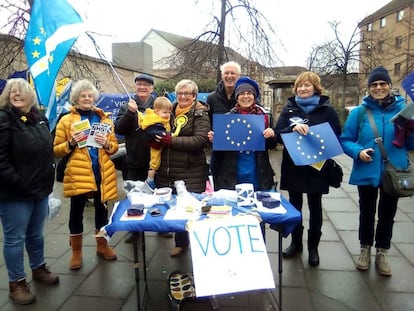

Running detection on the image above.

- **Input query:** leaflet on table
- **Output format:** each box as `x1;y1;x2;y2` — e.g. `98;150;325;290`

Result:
86;122;112;148
71;119;90;148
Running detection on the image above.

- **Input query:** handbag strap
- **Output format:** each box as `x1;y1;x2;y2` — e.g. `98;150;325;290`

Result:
365;108;389;162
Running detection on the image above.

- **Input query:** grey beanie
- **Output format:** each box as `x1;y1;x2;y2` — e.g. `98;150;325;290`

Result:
368;66;391;85
235;83;257;99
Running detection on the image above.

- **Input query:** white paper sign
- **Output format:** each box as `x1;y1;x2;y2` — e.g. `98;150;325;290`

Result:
188;215;275;297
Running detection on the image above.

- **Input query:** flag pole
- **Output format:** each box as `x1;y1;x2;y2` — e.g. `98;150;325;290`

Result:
86;32;132;100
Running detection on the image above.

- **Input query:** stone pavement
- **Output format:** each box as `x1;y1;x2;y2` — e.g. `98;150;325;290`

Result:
0;149;414;311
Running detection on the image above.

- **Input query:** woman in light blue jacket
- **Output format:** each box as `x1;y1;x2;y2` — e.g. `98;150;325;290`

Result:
340;67;414;277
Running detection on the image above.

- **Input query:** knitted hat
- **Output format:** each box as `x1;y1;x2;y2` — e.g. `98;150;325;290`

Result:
235;76;260;99
368;66;391;86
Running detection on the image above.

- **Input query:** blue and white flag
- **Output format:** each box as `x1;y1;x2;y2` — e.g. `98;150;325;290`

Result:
281;122;343;166
213;114;265;151
24;0;83;106
402;71;414;101
46;79;72;131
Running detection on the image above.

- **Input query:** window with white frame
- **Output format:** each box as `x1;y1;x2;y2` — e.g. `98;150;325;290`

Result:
367;23;373;32
397;10;404;22
380;17;386;28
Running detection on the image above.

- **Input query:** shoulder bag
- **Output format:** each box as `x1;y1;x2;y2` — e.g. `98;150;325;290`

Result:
366;108;414;197
56;149;74;182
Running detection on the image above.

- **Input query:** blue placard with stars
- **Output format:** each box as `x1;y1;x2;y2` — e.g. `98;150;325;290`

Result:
281;122;343;166
213;114;265;151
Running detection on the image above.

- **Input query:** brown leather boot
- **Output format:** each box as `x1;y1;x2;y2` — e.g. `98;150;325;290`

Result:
69;234;83;270
9;279;35;305
32;263;59;285
96;230;117;260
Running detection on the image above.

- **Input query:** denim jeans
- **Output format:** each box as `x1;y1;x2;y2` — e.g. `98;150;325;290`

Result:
0;196;48;282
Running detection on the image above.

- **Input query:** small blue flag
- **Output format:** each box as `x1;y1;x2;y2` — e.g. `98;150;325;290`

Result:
46;79;73;131
213;114;265;151
402;71;414;101
281;122;343;166
24;0;83;106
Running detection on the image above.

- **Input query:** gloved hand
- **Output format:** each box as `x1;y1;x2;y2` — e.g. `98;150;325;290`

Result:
159;133;172;146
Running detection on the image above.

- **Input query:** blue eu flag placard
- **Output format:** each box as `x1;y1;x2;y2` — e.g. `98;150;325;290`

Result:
281;122;343;166
402;71;414;101
213;114;265;151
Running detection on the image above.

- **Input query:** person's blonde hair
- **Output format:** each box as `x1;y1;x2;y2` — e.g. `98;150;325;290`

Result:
293;71;323;96
70;79;99;105
154;97;172;111
0;78;38;110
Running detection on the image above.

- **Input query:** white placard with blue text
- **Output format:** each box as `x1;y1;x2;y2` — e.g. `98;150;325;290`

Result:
189;215;275;297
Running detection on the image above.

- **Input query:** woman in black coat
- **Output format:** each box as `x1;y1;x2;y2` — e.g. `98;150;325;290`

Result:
274;71;341;266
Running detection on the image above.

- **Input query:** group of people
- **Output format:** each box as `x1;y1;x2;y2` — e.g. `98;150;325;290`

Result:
0;62;413;305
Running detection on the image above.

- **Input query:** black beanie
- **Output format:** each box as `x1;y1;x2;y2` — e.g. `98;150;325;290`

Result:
368;66;391;85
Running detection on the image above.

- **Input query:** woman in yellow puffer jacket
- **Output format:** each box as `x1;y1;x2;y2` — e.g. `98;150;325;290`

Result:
53;79;119;270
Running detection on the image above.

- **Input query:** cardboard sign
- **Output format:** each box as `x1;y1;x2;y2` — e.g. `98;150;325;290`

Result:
188;215;275;297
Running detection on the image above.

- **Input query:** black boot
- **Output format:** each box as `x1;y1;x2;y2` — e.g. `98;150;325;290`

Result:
308;230;322;266
283;225;303;258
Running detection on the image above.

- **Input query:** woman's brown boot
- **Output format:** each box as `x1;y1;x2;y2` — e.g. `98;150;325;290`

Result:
95;230;117;260
69;234;83;270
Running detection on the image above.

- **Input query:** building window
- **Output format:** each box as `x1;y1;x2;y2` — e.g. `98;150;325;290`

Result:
395;36;403;48
394;63;401;76
380;17;386;28
378;40;385;52
397;10;404;22
367;23;373;32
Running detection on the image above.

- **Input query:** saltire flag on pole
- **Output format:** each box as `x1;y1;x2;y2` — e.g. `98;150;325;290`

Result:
47;78;73;131
212;114;265;151
281;122;343;166
402;71;414;101
24;0;83;107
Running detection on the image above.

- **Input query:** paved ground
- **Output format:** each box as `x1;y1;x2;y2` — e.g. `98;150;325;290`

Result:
0;149;413;311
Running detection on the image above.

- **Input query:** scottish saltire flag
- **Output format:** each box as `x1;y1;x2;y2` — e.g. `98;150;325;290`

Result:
213;114;265;151
402;71;414;101
46;79;72;131
24;0;83;106
281;122;343;166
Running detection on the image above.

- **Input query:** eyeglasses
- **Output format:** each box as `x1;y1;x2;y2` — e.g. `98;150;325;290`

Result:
177;92;194;98
370;82;388;88
238;91;254;96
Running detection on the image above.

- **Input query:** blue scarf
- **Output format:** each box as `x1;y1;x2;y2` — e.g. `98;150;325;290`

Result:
295;95;320;114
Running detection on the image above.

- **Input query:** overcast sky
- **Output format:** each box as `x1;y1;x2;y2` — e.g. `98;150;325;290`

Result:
3;0;392;67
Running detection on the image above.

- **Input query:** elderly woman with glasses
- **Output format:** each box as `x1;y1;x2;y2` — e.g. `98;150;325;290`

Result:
340;66;414;276
155;79;211;256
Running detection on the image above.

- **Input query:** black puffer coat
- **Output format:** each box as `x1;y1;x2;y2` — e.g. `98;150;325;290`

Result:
155;101;211;192
0;108;54;200
274;96;341;194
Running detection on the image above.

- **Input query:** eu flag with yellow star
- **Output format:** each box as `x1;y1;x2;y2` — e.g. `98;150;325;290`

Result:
24;0;83;106
281;122;343;166
213;114;265;151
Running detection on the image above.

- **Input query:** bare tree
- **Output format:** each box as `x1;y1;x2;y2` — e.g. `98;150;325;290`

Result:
162;0;281;84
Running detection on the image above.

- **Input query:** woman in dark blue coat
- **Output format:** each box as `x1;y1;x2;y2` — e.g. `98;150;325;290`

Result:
274;71;341;266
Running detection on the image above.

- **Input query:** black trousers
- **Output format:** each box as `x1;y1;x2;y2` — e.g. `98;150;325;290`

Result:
288;191;323;233
69;190;108;234
357;185;398;249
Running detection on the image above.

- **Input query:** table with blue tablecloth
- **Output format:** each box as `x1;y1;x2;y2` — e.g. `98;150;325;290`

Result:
103;192;301;311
